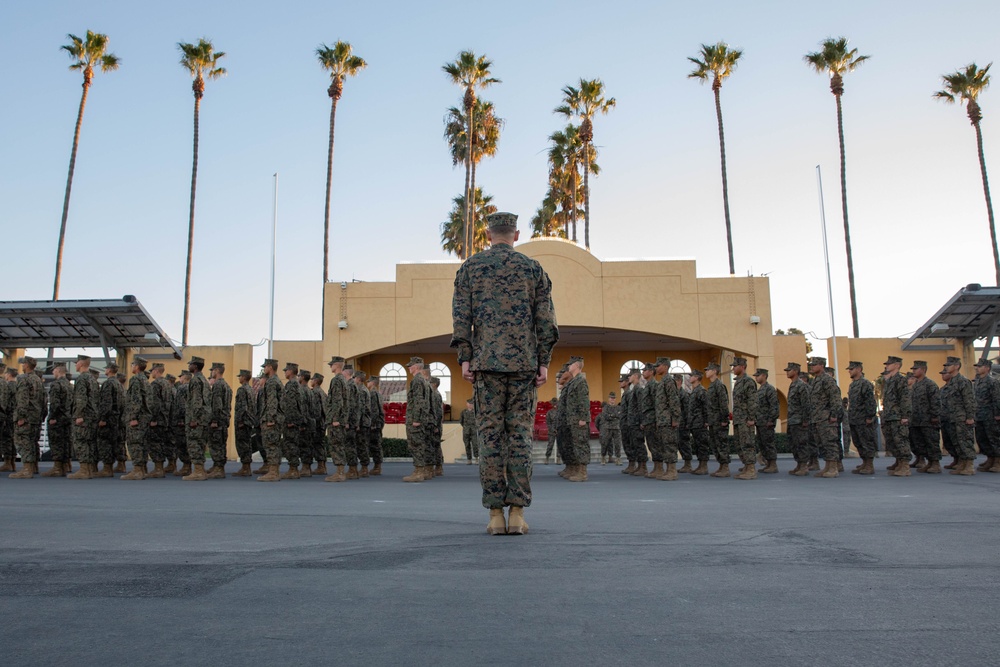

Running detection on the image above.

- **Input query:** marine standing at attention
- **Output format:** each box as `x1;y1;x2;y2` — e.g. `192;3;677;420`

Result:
451;211;558;536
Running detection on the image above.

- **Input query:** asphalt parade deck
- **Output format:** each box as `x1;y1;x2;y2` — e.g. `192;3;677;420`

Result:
2;458;998;666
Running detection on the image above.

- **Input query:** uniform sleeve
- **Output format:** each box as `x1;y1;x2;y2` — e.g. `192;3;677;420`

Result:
533;268;559;368
450;266;474;364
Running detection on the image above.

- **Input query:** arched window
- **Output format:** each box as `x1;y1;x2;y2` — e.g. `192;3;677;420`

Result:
669;359;692;374
379;362;407;402
620;360;644;376
429;362;452;406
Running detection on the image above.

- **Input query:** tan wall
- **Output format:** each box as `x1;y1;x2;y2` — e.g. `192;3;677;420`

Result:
824;337;969;396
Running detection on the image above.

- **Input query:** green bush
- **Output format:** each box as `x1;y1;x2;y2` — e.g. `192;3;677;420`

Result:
382;437;410;458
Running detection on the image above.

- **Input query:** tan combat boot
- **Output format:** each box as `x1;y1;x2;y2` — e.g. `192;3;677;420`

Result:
558;464;571;478
735;463;758;480
851;458;874;475
677;460;693;474
280;465;300;480
163;459;176;474
661;461;678;481
324;465;347;482
912;455;926;471
0;457;14;472
257;464;281;482
314;461;328;476
837;460;845;472
977;456;995;472
9;463;34;479
113;461;127;474
121;463;147;480
790;461;809;476
923;459;942;474
298;463;312;478
568;465;588;482
370;463;382;476
359;465;369;478
402;466;424;483
253;462;269;475
760;459;778;474
182;463;208;481
206;464;226;479
710;462;730;478
990;458;1000;473
93;461;114;478
690;459;709;475
507;507;528;535
67;462;94;479
487;508;506;535
345;465;358;480
807;456;820;471
175;462;192;477
649;461;664;480
814;460;838;478
147;462;166;479
632;462;649;477
231;462;252;477
950;459;975;476
890;459;911;476
433;464;443;477
622;460;636;474
42;461;66;477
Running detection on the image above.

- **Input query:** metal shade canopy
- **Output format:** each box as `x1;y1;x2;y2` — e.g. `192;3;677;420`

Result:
0;295;181;359
903;284;1000;350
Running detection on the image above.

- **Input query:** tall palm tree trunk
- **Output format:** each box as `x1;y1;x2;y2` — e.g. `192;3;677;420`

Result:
583;141;591;249
53;75;91;300
470;158;478;254
464;100;475;259
323;88;340;335
835;93;861;337
571;169;578;242
182;92;201;347
973;119;1000;285
713;83;735;275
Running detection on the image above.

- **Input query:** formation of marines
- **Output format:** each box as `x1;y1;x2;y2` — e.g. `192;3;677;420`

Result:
0;353;389;482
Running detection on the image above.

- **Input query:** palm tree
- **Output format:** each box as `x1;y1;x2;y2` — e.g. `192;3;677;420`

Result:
936;63;998;285
688;42;743;275
440;188;496;258
555;79;615;250
805;37;870;338
178;38;226;347
317;42;366;310
442;51;500;259
444;99;504;240
52;30;120;300
545;124;597;240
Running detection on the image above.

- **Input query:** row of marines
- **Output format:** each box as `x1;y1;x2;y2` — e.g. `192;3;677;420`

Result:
542;353;1000;480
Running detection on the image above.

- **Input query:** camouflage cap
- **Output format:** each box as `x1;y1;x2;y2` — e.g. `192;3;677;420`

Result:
628;367;640;377
910;360;927;369
783;362;801;372
343;364;354;371
825;367;835;374
486;211;518;230
752;368;768;376
671;372;685;380
88;368;100;378
283;362;299;372
298;369;311;378
731;357;748;367
643;362;656;372
704;362;721;372
369;376;380;384
150;362;165;371
238;369;252;378
356;371;367;381
846;360;863;369
106;362;119;372
608;392;616;398
550;396;559;403
166;373;176;382
945;356;962;366
974;358;993;367
312;372;324;382
18;356;36;366
328;355;345;365
808;357;826;367
619;374;629;382
883;356;902;365
185;356;202;365
76;354;91;362
210;362;225;371
52;362;67;370
429;376;440;386
569;355;584;364
905;371;915;378
133;355;148;367
407;356;423;367
690;368;704;378
938;368;948;375
655;356;671;367
261;358;278;369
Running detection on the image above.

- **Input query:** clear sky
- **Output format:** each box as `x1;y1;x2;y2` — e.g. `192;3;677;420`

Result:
3;0;998;359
